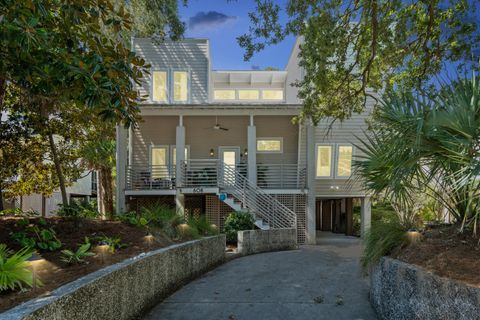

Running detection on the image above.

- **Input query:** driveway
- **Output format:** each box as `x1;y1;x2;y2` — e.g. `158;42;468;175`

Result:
143;233;377;320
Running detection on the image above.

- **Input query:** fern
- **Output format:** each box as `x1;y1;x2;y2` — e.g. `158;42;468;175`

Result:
61;243;95;265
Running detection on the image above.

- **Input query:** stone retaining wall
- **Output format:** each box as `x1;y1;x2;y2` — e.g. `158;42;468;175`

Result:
1;235;226;320
237;228;297;256
371;257;480;320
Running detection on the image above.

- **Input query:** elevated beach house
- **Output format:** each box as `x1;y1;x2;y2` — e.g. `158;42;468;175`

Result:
115;37;372;244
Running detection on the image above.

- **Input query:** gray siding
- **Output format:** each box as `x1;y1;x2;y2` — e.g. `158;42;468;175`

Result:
133;38;210;104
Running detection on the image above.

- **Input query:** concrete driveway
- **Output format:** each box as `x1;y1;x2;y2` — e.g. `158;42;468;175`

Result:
143;233;377;320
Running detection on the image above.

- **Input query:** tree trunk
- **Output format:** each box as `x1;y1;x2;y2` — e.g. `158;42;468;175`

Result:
0;180;4;212
0;77;6;212
99;166;114;219
48;132;69;206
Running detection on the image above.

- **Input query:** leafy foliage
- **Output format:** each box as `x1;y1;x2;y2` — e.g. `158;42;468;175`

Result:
95;235;127;253
176;223;200;241
238;0;479;123
57;202;99;219
61;243;95;265
187;216;219;237
0;247;39;292
354;71;480;234
224;212;255;243
361;217;408;271
11;223;62;252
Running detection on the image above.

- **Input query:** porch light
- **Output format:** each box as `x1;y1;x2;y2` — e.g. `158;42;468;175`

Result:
244;148;248;156
210;148;215;157
28;253;45;292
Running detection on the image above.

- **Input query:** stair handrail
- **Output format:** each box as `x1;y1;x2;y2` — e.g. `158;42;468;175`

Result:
218;161;297;229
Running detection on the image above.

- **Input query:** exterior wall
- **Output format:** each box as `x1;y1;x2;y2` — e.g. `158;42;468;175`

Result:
133;38;210;105
131;116;177;166
285;37;303;104
255;115;298;164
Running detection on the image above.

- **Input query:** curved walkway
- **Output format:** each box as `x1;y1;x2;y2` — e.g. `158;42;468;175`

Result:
144;234;377;320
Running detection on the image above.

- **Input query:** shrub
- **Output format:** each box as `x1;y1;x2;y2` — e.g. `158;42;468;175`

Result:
57;202;98;219
61;243;95;264
188;216;218;236
141;205;183;238
116;212;148;227
11;224;62;252
224;211;255;243
361;216;408;271
176;223;200;240
0;246;40;292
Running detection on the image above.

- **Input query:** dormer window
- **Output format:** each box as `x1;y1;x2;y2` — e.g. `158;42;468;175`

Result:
173;71;188;102
152;71;168;102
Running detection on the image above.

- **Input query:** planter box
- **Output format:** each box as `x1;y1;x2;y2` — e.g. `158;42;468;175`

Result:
1;235;226;320
237;228;297;256
371;257;480;320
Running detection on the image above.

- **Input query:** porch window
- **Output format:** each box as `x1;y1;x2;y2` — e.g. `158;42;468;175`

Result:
257;138;283;153
336;145;353;177
238;90;260;100
316;145;333;177
152;71;167;102
214;90;236;100
262;90;284;100
171;146;190;165
173;71;188;102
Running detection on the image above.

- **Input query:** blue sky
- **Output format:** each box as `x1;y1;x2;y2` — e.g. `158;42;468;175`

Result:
178;0;295;70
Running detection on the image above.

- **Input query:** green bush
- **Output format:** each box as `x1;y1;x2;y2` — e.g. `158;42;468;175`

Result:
95;234;127;253
11;224;62;252
224;211;255;243
57;202;98;219
140;205;183;238
176;223;200;240
116;212;148;227
0;246;40;292
188;216;218;236
361;216;408;271
61;243;95;264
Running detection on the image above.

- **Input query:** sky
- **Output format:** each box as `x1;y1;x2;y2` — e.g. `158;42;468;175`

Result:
178;0;295;71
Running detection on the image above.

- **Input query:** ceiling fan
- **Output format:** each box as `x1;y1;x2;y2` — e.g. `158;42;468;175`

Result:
205;116;229;131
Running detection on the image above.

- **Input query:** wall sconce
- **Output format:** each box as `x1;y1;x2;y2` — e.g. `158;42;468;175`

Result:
244;148;248;156
209;148;215;157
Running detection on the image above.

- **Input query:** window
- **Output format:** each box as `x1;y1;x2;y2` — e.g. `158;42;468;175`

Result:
214;90;236;100
238;90;260;100
337;145;353;177
173;71;188;102
171;146;189;164
256;138;283;153
316;145;333;177
262;90;284;100
150;146;168;178
152;71;167;102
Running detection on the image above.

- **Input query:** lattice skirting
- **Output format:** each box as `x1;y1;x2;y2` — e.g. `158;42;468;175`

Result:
271;194;307;244
205;194;234;231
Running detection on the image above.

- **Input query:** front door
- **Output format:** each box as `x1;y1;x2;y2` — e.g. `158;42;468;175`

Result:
219;146;240;185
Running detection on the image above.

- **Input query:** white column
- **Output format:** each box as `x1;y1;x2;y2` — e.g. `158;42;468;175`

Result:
361;196;372;237
115;124;127;214
247;115;257;184
306;121;316;244
175;116;185;215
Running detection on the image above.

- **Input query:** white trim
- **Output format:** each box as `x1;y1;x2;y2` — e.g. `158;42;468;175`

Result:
315;143;334;179
125;190;176;196
335;144;354;179
256;137;283;154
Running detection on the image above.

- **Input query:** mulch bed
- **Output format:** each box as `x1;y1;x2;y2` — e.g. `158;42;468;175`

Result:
394;224;480;287
0;217;175;313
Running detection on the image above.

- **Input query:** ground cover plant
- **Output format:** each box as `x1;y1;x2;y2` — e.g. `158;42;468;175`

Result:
224;211;255;243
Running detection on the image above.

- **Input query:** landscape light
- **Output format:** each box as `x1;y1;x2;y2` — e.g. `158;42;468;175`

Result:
28;253;45;292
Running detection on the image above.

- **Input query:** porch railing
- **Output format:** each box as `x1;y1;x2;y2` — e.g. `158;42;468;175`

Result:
257;164;307;189
126;165;176;190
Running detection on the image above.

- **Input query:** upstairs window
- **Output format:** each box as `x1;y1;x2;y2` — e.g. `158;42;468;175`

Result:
316;145;333;178
152;71;167;102
262;90;284;100
214;90;236;100
257;138;283;153
238;90;260;100
173;71;188;102
336;145;353;177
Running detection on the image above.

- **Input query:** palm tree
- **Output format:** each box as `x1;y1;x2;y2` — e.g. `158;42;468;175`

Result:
354;71;480;234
